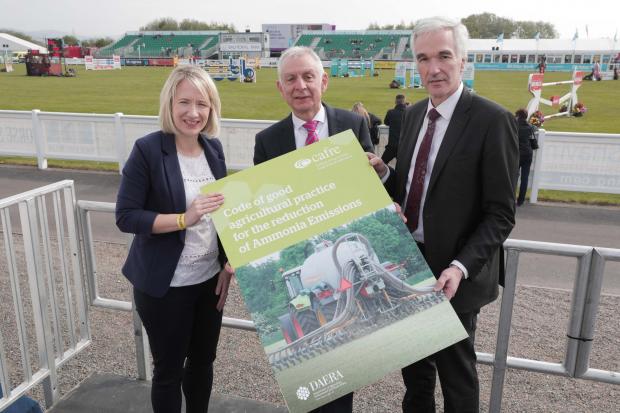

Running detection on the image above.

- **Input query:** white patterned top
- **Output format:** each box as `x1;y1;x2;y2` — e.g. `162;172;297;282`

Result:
170;151;221;287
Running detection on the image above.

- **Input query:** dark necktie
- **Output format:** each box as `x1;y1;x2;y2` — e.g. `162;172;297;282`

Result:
404;108;441;233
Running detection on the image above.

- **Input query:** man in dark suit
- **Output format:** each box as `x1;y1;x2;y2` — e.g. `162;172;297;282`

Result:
254;46;373;413
254;46;373;165
381;94;407;164
369;17;518;412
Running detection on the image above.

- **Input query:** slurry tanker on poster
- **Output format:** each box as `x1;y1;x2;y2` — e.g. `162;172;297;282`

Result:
202;130;467;412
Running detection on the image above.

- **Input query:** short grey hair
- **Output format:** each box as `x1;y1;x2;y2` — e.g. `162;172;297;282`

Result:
159;65;221;137
413;16;469;61
277;46;324;80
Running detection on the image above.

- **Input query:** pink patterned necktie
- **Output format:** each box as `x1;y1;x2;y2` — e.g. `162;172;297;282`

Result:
302;120;319;145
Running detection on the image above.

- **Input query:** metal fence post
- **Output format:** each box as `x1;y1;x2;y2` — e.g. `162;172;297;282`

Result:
529;128;545;204
573;248;605;377
114;112;126;174
488;247;520;412
18;199;58;407
31;109;47;169
132;302;152;381
564;250;593;377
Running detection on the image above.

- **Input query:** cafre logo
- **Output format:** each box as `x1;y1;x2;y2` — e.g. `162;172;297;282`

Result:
296;386;310;400
294;158;312;169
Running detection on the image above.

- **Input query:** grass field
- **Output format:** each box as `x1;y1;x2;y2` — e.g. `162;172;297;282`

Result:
1;64;619;134
1;64;619;205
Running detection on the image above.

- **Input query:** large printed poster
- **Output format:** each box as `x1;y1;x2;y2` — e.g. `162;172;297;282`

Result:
203;130;467;412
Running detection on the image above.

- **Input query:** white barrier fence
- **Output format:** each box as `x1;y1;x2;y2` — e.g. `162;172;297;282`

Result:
75;197;618;413
1;110;619;198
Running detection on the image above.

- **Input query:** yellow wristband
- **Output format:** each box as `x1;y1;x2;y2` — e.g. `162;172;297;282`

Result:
177;213;186;230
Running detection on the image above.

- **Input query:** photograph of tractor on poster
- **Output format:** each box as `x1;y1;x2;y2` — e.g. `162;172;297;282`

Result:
234;206;465;410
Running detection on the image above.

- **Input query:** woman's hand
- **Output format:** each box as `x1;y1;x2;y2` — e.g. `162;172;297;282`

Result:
215;262;235;311
184;192;224;227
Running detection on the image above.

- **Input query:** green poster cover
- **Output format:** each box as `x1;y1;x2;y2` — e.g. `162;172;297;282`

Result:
202;130;467;412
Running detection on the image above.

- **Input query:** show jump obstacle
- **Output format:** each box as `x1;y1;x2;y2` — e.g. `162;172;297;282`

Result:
526;70;584;119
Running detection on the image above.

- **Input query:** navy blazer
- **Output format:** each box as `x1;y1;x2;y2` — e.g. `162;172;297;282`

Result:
116;131;227;297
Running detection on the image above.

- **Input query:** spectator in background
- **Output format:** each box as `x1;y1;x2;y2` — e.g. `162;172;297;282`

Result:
538;56;547;73
592;61;601;81
352;102;382;146
381;94;407;164
515;108;538;206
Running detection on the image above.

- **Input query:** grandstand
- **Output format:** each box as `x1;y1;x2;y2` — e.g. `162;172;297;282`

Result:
294;30;412;60
97;31;221;58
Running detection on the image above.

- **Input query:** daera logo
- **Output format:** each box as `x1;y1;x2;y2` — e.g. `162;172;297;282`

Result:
296;386;310;401
308;370;344;392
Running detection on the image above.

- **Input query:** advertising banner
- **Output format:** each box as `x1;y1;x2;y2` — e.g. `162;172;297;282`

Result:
84;55;121;70
202;130;467;412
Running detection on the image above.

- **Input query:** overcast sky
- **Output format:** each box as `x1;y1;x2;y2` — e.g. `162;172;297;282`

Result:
2;0;617;40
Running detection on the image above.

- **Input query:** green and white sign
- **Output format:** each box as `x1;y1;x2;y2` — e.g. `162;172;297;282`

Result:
203;130;467;412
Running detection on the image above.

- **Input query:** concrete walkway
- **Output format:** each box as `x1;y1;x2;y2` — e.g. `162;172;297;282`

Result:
48;373;287;413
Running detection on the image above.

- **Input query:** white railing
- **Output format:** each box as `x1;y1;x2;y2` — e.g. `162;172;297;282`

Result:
75;199;620;413
1;181;618;411
0;181;91;411
1;110;619;197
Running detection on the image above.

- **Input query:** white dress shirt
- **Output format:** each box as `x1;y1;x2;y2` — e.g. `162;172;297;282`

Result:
291;105;328;149
404;83;469;278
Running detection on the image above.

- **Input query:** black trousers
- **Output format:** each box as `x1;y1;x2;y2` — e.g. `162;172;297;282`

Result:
517;156;532;206
134;276;223;413
401;310;480;413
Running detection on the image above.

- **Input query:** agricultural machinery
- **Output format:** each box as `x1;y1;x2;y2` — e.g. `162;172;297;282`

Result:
270;233;444;370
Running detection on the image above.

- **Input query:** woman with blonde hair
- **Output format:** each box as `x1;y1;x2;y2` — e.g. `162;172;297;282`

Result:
116;65;233;412
351;102;381;146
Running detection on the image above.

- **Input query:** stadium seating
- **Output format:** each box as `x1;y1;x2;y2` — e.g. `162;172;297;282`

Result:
295;32;412;60
97;32;220;58
96;30;413;60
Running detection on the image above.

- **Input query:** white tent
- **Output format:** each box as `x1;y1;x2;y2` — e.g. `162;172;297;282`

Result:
0;33;48;54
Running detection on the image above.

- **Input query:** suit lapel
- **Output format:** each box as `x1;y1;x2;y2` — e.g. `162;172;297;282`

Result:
199;135;226;179
280;114;297;156
427;89;472;195
324;103;338;136
161;133;186;213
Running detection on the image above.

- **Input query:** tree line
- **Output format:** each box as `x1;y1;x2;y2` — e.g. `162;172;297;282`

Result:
368;13;558;38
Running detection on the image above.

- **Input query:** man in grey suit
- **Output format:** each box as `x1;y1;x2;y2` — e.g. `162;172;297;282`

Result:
254;46;373;165
254;46;373;413
369;17;518;412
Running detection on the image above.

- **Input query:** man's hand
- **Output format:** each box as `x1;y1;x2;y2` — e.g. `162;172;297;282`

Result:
434;265;464;300
366;152;388;178
393;202;407;224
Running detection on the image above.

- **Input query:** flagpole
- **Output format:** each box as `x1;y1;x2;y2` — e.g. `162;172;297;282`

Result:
572;29;578;67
